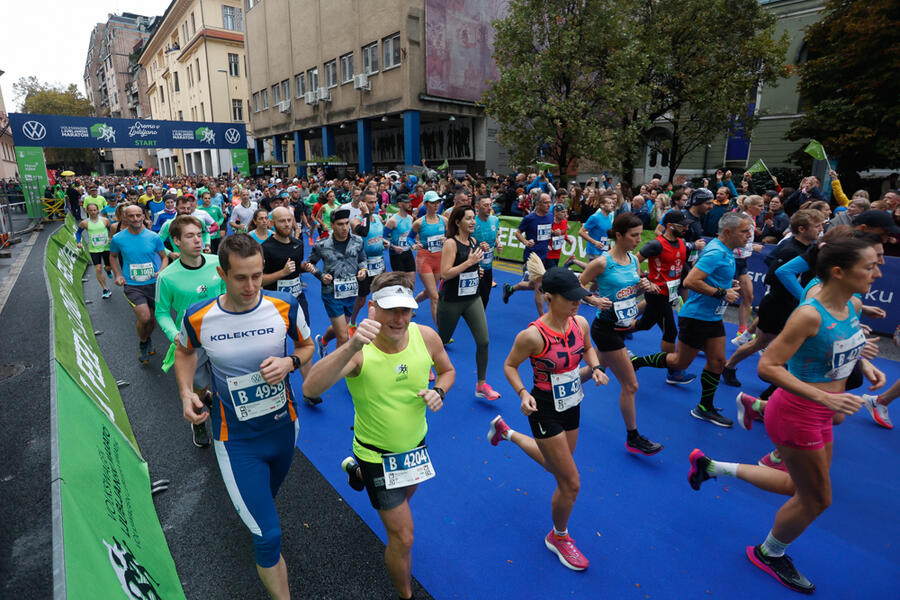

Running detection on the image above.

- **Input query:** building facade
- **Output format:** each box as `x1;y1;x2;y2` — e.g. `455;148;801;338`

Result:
83;13;160;175
245;0;510;177
138;0;254;176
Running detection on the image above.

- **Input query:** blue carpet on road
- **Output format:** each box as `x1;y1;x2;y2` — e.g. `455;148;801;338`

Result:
289;264;900;600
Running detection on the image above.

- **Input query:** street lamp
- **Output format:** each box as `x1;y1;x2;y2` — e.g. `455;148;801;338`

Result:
217;69;232;177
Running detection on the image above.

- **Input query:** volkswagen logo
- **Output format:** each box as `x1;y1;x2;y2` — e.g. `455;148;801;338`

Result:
224;128;241;145
22;121;47;141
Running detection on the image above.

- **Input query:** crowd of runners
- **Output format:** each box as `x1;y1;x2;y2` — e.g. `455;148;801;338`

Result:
56;165;900;598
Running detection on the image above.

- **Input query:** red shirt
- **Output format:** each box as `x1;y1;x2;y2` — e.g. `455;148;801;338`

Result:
547;219;569;259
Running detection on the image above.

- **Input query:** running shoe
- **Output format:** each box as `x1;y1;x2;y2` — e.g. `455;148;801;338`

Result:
341;456;366;492
315;334;327;359
487;415;510;446
666;370;696;385
863;394;893;429
304;396;323;406
732;330;755;347
138;340;151;364
563;255;576;269
758;451;787;472
106;270;113;279
544;531;589;571
736;392;762;431
687;448;713;491
746;545;815;594
476;382;501;401
102;288;112;299
627;349;635;359
191;422;210;448
626;434;663;456
690;405;733;428
502;283;512;304
147;341;157;356
721;366;741;387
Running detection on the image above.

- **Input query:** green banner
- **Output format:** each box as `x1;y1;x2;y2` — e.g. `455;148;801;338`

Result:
46;215;140;451
14;145;49;219
231;148;250;176
494;215;592;263
56;364;184;598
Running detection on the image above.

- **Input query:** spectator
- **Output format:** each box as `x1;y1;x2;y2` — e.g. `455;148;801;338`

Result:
828;169;868;208
759;196;791;243
784;176;825;214
832;197;870;227
631;195;650;228
702;185;731;236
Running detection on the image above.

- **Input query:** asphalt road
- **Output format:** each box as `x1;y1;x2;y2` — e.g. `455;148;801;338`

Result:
0;223;432;600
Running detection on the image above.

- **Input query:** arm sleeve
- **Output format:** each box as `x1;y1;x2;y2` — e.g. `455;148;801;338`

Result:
76;226;84;243
831;180;850;207
775;254;811;301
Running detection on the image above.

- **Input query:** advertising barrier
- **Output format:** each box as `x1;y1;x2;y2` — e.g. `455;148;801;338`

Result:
47;216;184;599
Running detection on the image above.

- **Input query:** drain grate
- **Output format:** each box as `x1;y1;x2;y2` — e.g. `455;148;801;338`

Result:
0;362;29;382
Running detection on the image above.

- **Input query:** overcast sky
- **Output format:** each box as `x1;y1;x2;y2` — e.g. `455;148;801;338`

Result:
1;0;172;112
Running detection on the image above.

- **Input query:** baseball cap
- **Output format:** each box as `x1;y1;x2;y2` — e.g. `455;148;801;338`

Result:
332;208;351;222
372;284;418;309
396;193;411;204
853;210;900;235
686;188;714;207
540;267;591;301
662;210;686;226
423;190;441;203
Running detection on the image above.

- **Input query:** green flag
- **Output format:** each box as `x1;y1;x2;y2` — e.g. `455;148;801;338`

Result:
746;159;769;175
438;159;449;170
804;140;827;161
536;161;558;170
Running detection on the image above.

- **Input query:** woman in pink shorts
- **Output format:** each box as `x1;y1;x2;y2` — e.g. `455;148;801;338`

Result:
686;237;884;594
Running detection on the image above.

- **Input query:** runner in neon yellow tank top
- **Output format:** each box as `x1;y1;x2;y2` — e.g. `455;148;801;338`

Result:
76;202;112;299
304;272;455;600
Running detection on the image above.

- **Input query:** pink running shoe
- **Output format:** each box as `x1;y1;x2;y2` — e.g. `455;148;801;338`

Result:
736;392;762;431
544;531;589;571
487;415;510;446
758;451;787;472
476;382;501;401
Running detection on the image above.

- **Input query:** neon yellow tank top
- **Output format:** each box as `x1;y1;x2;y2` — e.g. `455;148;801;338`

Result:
85;217;110;252
346;323;432;463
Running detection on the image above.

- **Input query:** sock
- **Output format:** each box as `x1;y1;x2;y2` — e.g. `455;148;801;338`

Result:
553;527;568;537
876;395;886;405
760;530;788;557
633;351;668;370
706;459;738;477
759;383;777;401
699;369;721;411
752;398;765;413
627;428;639;441
503;428;513;440
766;451;782;465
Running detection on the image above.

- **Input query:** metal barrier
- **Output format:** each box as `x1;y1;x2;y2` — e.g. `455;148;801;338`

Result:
42;197;67;220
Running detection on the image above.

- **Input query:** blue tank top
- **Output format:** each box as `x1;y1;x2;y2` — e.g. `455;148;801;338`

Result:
787;297;865;383
419;216;446;254
389;214;413;248
594;252;640;327
802;276;863;302
363;216;385;258
473;214;500;269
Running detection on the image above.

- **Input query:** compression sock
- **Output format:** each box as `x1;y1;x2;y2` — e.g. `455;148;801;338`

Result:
632;352;668;370
699;369;721;411
705;459;738;477
759;383;777;401
760;530;789;557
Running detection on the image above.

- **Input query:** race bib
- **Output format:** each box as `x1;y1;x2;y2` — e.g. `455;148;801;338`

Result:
715;299;728;316
666;279;680;302
688;249;699;263
397;237;410;250
480;248;494;267
366;256;385;276
426;235;444;253
458;271;479;296
226;371;287;421
89;232;109;248
551;235;565;250
333;276;359;299
129;262;155;282
277;276;302;298
600;236;609;251
827;330;866;380
382;445;435;489
551;368;584;412
614;297;638;328
536;223;551;242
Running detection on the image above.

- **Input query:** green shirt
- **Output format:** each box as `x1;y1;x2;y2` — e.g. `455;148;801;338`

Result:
199;205;225;239
158;217;211;252
83;195;107;212
345;324;432;463
304;192;319;208
84;216;111;252
154;254;224;343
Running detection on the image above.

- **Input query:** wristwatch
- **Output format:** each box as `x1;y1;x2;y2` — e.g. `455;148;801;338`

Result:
290;355;302;371
432;386;446;400
712;287;727;299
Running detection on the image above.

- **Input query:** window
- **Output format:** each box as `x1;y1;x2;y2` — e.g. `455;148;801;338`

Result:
362;42;379;75
187;65;193;86
261;88;269;109
307;67;318;91
200;102;205;120
178;110;184;120
174;72;180;91
295;73;306;97
232;99;243;121
325;60;337;88
281;79;290;103
272;84;281;105
182;22;189;44
228;53;240;77
252;91;259;112
191;106;197;120
383;33;401;69
160;86;164;102
196;58;201;81
191;12;196;34
340;53;354;84
223;5;243;31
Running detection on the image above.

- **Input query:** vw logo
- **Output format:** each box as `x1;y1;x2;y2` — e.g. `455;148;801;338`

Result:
22;121;47;141
224;128;241;145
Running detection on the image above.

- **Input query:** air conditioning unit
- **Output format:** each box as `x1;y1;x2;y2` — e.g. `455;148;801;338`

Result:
315;87;331;102
278;100;291;113
304;91;317;106
352;73;370;91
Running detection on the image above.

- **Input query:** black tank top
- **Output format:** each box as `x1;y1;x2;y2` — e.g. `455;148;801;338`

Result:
440;237;480;302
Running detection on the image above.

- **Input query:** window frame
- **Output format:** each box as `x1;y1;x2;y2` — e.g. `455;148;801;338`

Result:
340;52;354;84
362;42;379;75
232;99;243;121
324;60;338;89
295;73;306;98
252;91;259;112
280;79;290;104
228;53;240;77
307;67;319;91
383;33;401;70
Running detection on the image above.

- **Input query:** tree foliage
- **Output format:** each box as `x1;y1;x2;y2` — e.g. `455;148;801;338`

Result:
787;0;900;173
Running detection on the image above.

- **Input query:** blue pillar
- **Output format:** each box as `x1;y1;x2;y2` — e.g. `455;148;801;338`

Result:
357;119;372;174
294;131;307;178
403;110;421;166
272;135;283;163
322;125;335;158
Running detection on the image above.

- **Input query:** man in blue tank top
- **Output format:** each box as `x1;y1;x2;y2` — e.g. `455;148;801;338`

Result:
631;212;752;427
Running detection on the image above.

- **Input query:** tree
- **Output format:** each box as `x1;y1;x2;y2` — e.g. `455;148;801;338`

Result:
787;0;900;176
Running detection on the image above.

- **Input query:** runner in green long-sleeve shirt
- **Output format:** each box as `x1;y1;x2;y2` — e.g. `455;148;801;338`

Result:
198;190;225;253
158;194;212;257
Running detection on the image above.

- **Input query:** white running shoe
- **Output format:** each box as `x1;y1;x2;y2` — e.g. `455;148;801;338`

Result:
863;395;893;429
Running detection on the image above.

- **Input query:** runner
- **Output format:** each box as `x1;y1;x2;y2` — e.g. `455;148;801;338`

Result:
175;233;314;600
229;189;258;234
688;236;882;594
631;212;753;427
503;193;555;316
633;210;705;384
578;213;663;454
410;194;446;325
302;272;454;600
578;190;614;258
249;208;273;244
158;195;212;258
491;267;608;570
546;204;574;273
436;205;500;399
109;203;168;363
199;190;226;254
307;209;367;355
154;215;224;448
732;195;766;346
75;202;113;299
384;193;416;275
350;190;390;327
472;196;502;308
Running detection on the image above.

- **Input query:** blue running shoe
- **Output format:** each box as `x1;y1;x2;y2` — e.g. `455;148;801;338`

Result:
666;370;696;385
